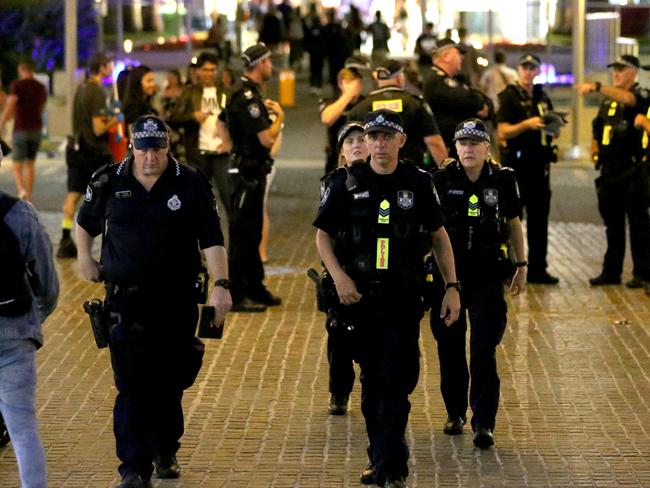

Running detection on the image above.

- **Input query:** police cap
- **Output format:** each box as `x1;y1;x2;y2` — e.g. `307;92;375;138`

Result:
363;109;405;135
241;43;272;69
434;38;466;56
374;59;404;80
131;115;168;150
519;53;542;68
337;121;365;150
607;54;640;70
453;118;491;143
345;54;371;73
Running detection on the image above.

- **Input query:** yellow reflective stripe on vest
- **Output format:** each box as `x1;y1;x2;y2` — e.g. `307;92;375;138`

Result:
602;125;612;146
376;238;389;269
643;106;650;149
537;102;547;146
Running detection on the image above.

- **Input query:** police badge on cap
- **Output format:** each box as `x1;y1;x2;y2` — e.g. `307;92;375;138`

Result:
131;115;168;150
453;118;490;143
362;109;405;135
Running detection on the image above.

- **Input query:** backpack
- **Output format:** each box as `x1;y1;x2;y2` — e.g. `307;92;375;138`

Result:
0;194;32;316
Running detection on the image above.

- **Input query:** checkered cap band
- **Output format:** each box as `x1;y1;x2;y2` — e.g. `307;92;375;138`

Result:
132;130;167;140
242;49;271;67
454;127;490;142
364;118;404;133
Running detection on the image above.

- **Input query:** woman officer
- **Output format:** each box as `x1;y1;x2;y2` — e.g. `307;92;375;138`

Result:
429;118;527;448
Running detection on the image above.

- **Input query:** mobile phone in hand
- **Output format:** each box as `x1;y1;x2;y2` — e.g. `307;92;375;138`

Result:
198;305;224;339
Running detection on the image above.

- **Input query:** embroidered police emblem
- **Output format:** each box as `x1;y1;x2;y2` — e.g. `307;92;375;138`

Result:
397;190;414;209
248;103;261;118
143;119;158;132
464;120;477;130
483;188;498;206
84;185;93;202
445;78;458;88
320;186;331;206
376;115;385;123
167;194;181;211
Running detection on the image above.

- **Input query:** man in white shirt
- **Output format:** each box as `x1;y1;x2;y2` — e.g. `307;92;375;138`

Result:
479;51;518;112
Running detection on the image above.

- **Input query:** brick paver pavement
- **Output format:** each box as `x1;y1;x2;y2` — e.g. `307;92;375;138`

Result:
1;162;650;488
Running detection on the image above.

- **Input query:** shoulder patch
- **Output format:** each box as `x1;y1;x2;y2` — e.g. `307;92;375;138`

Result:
244;90;254;99
319;185;331;206
248;103;261;118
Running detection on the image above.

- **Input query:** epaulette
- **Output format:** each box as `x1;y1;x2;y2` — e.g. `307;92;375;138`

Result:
89;162;118;190
320;165;347;183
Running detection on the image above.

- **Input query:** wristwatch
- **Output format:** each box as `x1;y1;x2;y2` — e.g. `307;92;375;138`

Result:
594;81;602;93
214;279;231;289
445;281;462;292
515;261;528;268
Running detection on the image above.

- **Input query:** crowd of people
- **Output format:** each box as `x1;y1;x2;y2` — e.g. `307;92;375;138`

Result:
0;10;649;488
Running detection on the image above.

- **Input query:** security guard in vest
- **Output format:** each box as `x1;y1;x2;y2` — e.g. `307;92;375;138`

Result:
430;118;526;449
221;43;284;312
76;115;232;488
497;53;560;285
347;59;448;168
576;54;650;288
422;39;490;154
314;109;460;488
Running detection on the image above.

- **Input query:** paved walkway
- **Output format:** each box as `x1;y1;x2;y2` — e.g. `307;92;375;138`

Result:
1;160;650;488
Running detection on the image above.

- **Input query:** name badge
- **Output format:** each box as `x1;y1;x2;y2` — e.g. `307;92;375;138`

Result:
115;190;132;199
376;238;389;269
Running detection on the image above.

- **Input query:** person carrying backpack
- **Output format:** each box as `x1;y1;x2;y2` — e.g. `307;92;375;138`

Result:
0;143;59;488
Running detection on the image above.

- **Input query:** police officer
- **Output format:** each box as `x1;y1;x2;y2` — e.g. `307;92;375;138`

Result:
576;55;650;288
430;118;526;449
347;59;448;169
320;67;365;174
323;121;369;416
76;115;232;488
497;53;560;284
221;43;284;312
314;109;460;488
422;39;490;153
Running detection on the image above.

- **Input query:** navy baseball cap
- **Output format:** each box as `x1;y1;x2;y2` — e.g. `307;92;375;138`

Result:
242;43;272;69
519;53;542;68
345;54;371;72
374;59;404;80
337;121;365;150
131;115;168;150
453;118;491;143
363;109;405;135
607;54;640;69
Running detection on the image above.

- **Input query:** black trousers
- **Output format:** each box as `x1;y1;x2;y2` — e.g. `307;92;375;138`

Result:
193;152;233;218
430;276;507;431
106;289;199;479
596;166;650;280
326;309;355;397
308;51;324;88
510;159;552;275
351;295;422;485
228;173;266;302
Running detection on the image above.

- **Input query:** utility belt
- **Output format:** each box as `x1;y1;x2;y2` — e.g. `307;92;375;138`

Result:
502;144;558;165
229;153;273;181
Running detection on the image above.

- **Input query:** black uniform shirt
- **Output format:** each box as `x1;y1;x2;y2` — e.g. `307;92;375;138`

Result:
497;83;554;154
347;86;440;167
221;76;271;160
77;156;224;288
423;65;484;148
433;160;521;273
592;83;649;167
319;94;366;157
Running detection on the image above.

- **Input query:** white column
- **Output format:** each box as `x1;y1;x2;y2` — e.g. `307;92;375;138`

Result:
570;0;586;157
65;0;77;136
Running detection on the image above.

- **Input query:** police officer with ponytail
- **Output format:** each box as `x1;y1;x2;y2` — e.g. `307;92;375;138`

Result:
429;118;527;449
314;109;460;488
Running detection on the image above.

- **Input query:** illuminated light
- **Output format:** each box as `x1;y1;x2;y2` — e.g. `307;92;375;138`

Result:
471;40;483;49
477;56;488;67
321;0;341;7
169;36;178;43
179;34;189;42
191;56;198;64
157;36;165;45
123;39;133;54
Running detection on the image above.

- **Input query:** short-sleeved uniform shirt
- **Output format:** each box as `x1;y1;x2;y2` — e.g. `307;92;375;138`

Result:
77;156;224;289
221;76;271;160
10;78;47;131
347;86;440;167
314;161;444;287
497;83;554;159
72;80;111;155
592;83;649;170
433;160;521;276
423;65;485;148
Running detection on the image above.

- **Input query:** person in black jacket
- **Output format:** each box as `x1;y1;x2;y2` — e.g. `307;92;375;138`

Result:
430;118;526;449
122;65;158;129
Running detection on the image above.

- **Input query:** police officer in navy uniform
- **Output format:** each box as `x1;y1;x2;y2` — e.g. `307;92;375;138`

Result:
221;43;284;312
347;59;448;169
323;121;369;416
430;118;527;449
576;55;650;288
76;115;232;488
314;109;460;488
497;53;560;285
422;39;490;154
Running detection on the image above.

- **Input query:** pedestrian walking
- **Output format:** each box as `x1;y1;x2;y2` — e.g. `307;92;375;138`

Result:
0;60;48;202
76;114;231;488
429;118;526;449
122;65;158;129
367;11;390;61
303;3;325;95
314;109;460;488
